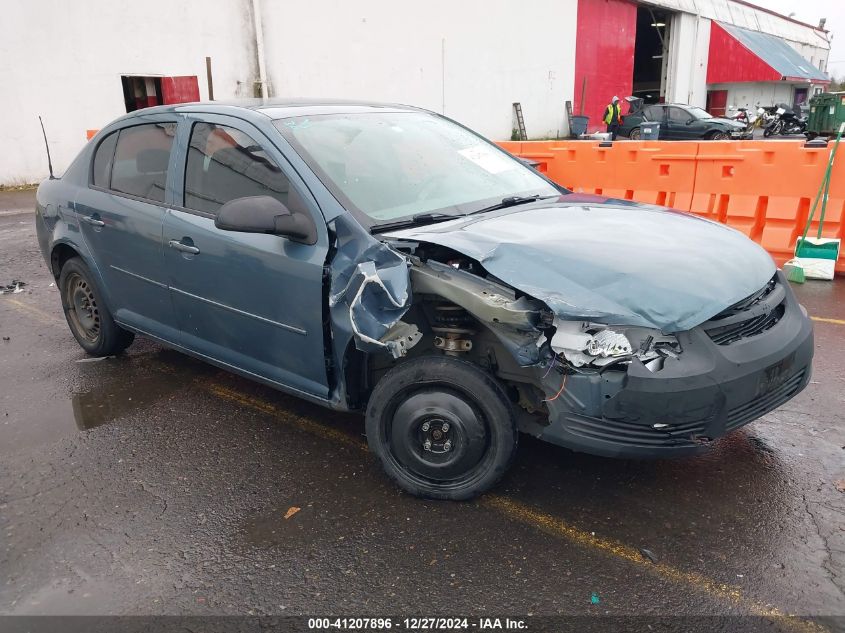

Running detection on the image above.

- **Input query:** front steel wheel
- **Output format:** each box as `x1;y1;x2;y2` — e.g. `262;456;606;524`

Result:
365;356;518;500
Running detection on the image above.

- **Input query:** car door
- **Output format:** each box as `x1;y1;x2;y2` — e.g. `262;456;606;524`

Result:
73;119;180;341
163;114;330;397
664;107;693;139
641;105;665;138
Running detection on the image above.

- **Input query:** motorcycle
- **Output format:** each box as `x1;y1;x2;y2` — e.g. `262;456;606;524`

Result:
763;104;807;137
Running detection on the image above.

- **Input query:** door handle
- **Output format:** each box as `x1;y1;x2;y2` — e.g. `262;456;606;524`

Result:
168;239;200;255
80;215;105;227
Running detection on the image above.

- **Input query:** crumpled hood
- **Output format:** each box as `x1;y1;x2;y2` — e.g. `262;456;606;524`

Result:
386;197;776;332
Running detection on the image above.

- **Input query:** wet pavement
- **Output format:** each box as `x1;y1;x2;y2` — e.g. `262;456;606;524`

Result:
1;191;843;623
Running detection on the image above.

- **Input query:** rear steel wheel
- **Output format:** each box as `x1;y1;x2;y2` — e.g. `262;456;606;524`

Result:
65;272;101;343
58;257;134;356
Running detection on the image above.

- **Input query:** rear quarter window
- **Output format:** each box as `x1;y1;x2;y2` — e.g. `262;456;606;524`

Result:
107;123;176;203
91;131;118;188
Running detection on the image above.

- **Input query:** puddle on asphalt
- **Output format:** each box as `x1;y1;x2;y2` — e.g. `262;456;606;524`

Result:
1;349;214;455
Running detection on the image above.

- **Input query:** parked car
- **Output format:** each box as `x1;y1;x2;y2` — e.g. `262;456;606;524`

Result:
620;103;750;140
36;100;813;500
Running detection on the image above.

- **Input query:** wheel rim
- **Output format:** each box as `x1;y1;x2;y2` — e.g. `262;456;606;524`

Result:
381;385;494;490
630;129;640;140
65;272;101;343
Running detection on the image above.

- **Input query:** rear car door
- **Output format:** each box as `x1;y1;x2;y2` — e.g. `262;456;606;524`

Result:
163;115;330;397
664;107;693;139
642;106;665;138
73;119;179;340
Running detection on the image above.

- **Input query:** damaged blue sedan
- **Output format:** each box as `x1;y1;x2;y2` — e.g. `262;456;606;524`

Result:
35;100;814;500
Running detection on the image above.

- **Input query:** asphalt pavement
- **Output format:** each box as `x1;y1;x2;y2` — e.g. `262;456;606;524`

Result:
1;190;843;627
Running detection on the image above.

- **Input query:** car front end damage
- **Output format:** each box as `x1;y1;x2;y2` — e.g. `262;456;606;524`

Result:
398;253;813;458
330;200;814;460
532;271;813;457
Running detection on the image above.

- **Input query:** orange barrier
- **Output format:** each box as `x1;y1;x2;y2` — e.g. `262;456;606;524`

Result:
689;140;843;267
500;140;699;209
499;139;845;274
86;129;99;140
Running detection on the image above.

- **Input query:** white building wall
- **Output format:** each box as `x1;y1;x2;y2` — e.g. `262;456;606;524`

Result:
0;0;578;186
709;82;796;113
259;0;578;141
0;0;828;186
0;0;258;186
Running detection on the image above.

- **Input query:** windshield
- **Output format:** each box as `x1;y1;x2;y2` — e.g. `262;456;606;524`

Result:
274;112;559;226
688;107;713;120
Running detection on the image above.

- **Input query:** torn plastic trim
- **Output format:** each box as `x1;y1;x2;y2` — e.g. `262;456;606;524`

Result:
409;258;548;366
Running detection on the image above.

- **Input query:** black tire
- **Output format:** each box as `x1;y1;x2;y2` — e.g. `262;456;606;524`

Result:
365;356;518;501
628;127;641;140
708;131;730;140
58;257;134;356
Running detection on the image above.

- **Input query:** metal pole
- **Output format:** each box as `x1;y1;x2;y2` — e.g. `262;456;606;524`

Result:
251;0;268;98
206;56;214;100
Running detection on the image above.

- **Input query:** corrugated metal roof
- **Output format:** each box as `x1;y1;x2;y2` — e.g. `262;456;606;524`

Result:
717;21;829;81
645;0;830;49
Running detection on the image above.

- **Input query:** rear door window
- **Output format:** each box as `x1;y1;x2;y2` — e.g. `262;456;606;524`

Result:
643;106;664;121
183;122;291;215
108;123;176;203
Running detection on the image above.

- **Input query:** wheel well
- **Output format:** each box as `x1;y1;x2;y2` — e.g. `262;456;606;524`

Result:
50;244;79;278
344;295;535;412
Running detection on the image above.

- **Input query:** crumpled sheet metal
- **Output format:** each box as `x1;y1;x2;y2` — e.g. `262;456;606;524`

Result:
329;216;411;355
386;201;776;332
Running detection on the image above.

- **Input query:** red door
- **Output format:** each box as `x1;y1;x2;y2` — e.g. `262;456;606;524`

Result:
706;90;728;117
161;76;200;105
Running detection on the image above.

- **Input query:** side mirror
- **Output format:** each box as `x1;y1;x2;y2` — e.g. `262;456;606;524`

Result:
215;195;317;245
686;118;696;125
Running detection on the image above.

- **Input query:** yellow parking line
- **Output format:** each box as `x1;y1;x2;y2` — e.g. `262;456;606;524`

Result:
811;316;845;326
4;297;62;325
205;382;825;630
483;496;825;632
207;383;366;451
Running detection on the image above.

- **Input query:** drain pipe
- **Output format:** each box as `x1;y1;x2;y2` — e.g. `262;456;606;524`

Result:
251;0;269;97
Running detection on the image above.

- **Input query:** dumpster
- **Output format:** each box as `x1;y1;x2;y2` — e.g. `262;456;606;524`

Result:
641;122;660;140
807;92;845;138
570;115;589;137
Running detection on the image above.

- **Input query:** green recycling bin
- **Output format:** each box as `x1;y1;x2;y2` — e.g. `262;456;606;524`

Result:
807;92;845;138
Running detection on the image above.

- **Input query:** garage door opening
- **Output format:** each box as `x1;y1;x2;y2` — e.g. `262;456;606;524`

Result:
632;6;671;104
121;75;201;113
121;76;164;113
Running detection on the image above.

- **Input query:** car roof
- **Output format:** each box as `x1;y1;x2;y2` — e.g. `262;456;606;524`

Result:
119;98;425;120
